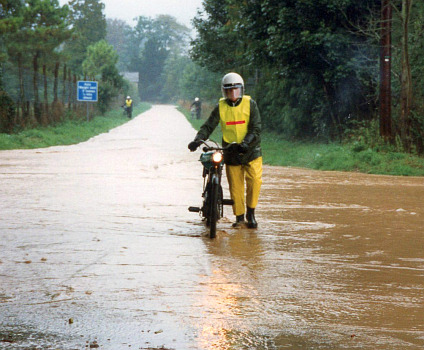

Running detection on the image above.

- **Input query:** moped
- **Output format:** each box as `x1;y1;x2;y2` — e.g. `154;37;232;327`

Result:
189;140;233;238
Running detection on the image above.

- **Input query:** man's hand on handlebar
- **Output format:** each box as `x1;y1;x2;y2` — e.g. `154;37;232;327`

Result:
188;140;202;152
227;143;239;153
227;142;248;154
237;141;249;154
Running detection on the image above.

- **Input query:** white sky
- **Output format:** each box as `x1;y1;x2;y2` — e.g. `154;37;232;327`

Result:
59;0;204;28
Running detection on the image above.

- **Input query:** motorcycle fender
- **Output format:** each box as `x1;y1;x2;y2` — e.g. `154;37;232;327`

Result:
211;174;219;185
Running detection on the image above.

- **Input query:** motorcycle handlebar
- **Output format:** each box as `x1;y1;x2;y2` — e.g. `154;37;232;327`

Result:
200;140;235;152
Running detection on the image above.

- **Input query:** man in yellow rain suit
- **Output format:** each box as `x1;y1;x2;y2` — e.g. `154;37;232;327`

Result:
124;96;133;118
188;72;262;228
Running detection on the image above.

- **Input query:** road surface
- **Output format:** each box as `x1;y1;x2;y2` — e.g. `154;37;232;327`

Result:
1;105;423;349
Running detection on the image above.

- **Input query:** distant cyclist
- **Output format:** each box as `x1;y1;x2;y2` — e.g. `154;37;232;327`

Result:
190;97;202;120
123;96;133;118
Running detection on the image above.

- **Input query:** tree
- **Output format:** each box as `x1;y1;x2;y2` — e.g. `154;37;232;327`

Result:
0;0;24;131
82;39;123;112
391;0;424;153
191;0;381;140
2;0;70;125
380;0;393;140
399;0;413;150
190;0;244;73
132;15;190;101
180;61;221;101
106;18;133;71
24;0;70;123
64;0;106;73
0;0;24;89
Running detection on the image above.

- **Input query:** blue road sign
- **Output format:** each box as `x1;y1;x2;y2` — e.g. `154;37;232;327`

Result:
77;81;98;102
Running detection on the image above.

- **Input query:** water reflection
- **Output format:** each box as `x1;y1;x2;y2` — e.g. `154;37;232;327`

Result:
195;231;270;349
193;165;424;349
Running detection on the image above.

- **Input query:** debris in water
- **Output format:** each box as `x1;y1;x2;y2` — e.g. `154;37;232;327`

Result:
89;340;99;348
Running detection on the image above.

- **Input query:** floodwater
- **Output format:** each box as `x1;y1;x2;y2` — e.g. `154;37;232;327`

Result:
0;105;423;350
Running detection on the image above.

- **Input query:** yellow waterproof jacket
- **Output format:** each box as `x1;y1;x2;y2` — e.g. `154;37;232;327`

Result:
196;96;262;165
219;95;250;144
125;99;133;108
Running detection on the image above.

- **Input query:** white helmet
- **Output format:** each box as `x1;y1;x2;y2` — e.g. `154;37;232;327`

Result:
127;96;130;99
195;97;199;101
221;72;244;99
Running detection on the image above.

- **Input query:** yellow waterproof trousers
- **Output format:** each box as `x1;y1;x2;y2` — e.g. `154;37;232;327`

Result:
225;157;263;216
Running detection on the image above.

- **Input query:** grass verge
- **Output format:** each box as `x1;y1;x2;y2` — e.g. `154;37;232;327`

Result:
0;103;151;150
179;107;424;177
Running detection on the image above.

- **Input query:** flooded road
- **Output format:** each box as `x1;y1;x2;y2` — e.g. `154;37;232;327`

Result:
1;105;423;349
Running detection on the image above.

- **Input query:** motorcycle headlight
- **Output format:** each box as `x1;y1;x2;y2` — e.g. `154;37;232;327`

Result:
212;151;223;164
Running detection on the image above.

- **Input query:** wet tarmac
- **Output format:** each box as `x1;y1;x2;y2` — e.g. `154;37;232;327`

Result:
0;105;423;349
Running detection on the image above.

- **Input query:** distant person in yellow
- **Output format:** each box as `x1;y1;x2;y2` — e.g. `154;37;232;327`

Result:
188;72;262;228
123;96;133;118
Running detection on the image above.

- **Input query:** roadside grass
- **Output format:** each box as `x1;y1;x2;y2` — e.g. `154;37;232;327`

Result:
0;103;151;150
261;134;424;176
180;107;424;176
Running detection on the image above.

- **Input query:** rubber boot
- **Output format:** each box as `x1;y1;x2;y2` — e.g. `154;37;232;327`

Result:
246;207;258;229
232;214;245;228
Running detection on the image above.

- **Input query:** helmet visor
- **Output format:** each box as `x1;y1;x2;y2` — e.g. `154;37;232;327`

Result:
223;83;243;90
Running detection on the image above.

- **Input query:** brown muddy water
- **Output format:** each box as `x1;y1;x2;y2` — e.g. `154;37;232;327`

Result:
0;105;423;349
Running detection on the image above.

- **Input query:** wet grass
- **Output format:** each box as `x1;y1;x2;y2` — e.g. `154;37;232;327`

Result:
262;133;424;176
180;107;424;177
0;103;151;150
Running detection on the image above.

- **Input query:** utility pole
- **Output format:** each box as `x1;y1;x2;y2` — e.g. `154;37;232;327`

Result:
380;0;392;140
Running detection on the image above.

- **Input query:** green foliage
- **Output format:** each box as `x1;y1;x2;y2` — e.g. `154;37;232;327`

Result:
0;90;16;132
1;0;72;125
127;15;190;101
254;72;316;139
82;40;118;77
105;12;220;104
161;56;221;102
63;0;106;73
3;0;70;59
160;54;191;102
401;1;424;152
82;40;124;112
106;18;133;71
139;38;169;101
190;0;244;72
180;62;222;101
191;0;380;140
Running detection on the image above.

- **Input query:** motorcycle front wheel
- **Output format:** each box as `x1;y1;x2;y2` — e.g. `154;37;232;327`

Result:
208;181;223;238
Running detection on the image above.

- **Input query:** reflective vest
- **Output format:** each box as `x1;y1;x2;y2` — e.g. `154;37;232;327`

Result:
219;95;251;144
125;99;133;107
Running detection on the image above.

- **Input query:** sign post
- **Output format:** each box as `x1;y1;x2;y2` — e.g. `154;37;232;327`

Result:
77;81;98;121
